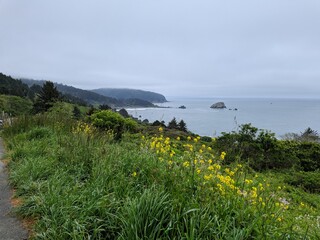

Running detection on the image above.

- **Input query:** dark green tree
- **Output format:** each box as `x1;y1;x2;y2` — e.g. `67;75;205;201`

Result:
168;117;178;129
99;104;112;110
178;119;187;132
86;106;97;116
300;127;319;142
152;120;165;127
72;106;81;120
32;81;60;113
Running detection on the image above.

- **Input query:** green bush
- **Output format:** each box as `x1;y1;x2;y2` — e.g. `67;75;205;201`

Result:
285;171;320;193
200;136;212;142
216;124;320;171
296;142;320;171
216;124;281;170
89;110;137;140
0;94;32;116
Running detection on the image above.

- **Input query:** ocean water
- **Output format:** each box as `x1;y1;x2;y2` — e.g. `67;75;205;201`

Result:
126;98;320;137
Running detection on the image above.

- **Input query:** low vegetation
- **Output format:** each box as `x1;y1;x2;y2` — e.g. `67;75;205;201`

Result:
1;72;319;239
0;95;33;116
1;109;319;239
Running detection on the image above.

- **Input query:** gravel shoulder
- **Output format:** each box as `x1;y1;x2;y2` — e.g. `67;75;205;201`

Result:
0;138;29;240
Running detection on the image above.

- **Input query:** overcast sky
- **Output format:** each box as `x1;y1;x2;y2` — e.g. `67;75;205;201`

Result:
0;0;320;98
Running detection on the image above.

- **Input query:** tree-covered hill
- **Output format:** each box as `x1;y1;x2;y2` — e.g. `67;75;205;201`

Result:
21;78;120;106
0;73;31;98
21;79;158;107
91;88;167;103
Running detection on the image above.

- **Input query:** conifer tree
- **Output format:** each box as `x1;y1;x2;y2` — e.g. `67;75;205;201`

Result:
72;106;81;119
178;119;187;132
33;81;60;113
168;117;178;129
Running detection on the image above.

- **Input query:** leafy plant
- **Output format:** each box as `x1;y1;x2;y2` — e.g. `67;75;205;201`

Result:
89;110;137;140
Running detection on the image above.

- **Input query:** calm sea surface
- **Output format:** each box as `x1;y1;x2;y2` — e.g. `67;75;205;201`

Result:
126;98;320;137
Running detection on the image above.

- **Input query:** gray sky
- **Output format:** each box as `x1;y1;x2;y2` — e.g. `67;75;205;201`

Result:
1;0;320;98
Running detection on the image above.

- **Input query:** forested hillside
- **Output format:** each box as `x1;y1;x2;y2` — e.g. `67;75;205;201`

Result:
92;88;167;103
0;73;32;98
21;78;158;107
21;79;119;106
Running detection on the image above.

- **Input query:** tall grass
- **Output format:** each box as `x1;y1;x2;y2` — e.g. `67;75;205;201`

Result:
2;114;319;239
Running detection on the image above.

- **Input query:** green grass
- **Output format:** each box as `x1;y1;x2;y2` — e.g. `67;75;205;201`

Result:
2;114;320;239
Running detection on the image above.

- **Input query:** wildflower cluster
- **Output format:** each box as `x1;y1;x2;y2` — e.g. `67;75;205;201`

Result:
148;130;176;165
72;122;95;136
141;130;290;225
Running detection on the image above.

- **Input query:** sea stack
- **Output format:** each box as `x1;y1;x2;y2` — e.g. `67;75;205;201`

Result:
210;102;226;109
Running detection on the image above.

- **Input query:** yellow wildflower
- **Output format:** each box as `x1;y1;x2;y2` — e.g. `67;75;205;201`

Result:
204;174;213;181
183;161;190;167
207;166;214;171
220;151;226;160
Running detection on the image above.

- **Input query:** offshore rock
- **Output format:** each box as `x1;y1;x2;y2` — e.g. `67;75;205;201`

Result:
210;102;226;109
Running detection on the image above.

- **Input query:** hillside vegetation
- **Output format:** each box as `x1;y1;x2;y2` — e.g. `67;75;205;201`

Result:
21;78;162;107
0;95;33;116
0;73;32;98
91;88;167;103
2;108;319;239
1;72;319;239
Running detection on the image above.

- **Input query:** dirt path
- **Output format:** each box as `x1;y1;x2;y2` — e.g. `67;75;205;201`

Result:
0;138;28;240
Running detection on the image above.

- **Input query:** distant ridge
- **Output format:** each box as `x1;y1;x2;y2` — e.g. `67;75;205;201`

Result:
21;79;119;106
20;78;161;108
91;88;167;103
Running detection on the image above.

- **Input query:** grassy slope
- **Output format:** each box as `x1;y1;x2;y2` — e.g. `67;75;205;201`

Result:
2;114;320;239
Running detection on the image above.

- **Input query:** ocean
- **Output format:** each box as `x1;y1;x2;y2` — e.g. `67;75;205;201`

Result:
126;98;320;138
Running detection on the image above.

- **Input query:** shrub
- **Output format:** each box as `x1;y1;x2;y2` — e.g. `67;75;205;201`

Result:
285;171;320;193
151;120;165;127
215;124;313;171
200;136;212;142
0;95;32;116
89;110;137;140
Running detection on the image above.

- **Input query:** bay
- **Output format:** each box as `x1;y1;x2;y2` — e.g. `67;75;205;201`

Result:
126;98;320;137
